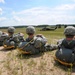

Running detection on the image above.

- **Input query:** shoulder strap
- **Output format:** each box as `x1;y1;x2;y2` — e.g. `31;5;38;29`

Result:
20;38;34;50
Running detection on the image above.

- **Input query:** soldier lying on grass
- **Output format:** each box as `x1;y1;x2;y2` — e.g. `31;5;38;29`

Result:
3;27;24;49
55;26;75;66
18;26;57;54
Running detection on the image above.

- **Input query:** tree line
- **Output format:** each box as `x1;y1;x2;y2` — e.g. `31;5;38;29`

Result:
0;24;75;29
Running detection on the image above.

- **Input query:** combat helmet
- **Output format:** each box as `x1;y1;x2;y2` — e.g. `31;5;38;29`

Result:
64;26;75;35
8;26;15;33
26;26;35;34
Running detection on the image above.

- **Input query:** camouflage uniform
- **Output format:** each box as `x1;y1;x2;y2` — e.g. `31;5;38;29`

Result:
0;31;8;46
18;26;57;54
3;27;19;49
16;33;25;42
55;26;75;64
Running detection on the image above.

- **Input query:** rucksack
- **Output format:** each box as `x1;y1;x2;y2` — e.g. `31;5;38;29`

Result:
55;48;75;63
55;39;75;65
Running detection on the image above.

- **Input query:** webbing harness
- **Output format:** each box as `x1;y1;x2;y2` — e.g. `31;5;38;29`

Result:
54;56;74;66
18;39;34;54
4;45;15;49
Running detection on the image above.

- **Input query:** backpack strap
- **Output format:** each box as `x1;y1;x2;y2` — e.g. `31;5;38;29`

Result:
20;38;34;50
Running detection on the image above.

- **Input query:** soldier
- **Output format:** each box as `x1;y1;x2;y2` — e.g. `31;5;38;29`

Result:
18;26;57;54
0;31;8;46
3;26;19;49
55;26;75;66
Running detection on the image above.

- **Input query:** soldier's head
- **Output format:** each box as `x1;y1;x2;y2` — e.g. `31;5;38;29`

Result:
26;26;35;36
7;26;15;35
64;26;75;38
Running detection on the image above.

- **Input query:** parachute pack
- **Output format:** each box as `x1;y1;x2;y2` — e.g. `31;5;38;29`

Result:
54;39;75;66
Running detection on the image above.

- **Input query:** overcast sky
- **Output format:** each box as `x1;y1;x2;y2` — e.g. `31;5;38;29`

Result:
0;0;75;26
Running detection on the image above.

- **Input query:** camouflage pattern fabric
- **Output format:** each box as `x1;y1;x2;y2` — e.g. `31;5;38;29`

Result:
26;26;35;34
15;33;25;42
64;26;75;35
0;32;8;46
3;34;20;49
8;26;15;33
18;36;45;54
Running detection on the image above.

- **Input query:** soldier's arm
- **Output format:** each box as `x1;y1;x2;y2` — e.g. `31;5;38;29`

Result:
13;35;20;43
45;44;58;51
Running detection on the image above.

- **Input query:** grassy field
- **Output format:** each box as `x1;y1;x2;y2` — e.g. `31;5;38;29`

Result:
0;27;75;75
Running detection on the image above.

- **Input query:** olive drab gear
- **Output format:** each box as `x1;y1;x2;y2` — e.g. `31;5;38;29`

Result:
0;32;8;46
55;48;75;64
18;41;40;54
26;26;35;34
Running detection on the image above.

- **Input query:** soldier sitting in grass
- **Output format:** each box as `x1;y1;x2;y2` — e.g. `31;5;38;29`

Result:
3;26;20;49
18;26;57;54
55;26;75;66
